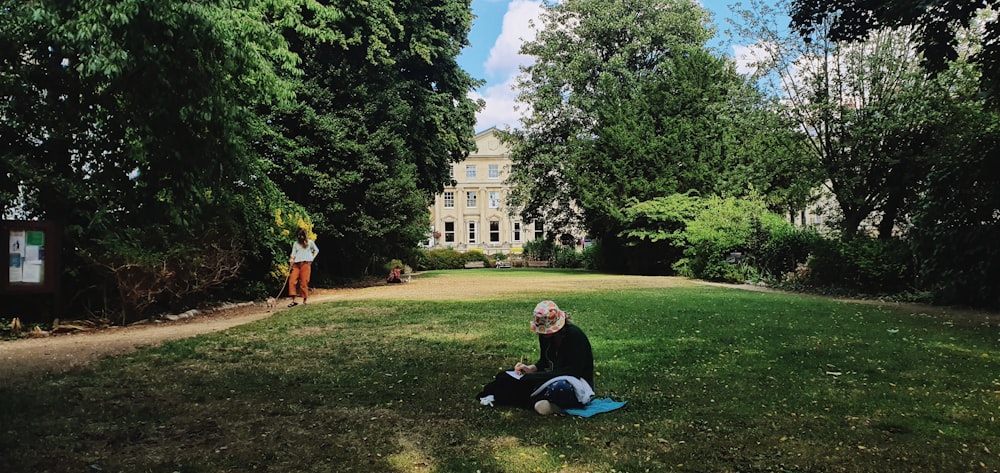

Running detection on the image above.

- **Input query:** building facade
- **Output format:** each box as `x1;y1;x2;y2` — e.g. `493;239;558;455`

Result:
427;128;544;254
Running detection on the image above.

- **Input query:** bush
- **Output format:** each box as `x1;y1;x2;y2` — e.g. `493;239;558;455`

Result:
676;196;794;283
804;237;915;295
753;226;827;281
553;246;582;268
383;259;411;274
523;238;556;261
417;248;466;270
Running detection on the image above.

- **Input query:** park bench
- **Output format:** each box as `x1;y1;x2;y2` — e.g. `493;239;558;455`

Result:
464;261;486;269
495;260;512;268
526;260;550;268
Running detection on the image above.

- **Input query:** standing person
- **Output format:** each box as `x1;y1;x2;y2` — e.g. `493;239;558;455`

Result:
476;300;595;415
287;228;319;307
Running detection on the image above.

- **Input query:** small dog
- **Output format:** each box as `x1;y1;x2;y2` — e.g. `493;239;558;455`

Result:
265;297;277;309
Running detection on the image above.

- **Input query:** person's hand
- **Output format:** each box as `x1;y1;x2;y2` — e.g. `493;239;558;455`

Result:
514;363;536;375
289;257;295;263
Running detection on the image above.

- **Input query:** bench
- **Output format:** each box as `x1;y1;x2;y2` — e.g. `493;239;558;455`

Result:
526;260;550;268
495;261;512;268
464;261;486;269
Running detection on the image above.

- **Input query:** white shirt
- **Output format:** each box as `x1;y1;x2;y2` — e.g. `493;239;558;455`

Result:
290;240;319;263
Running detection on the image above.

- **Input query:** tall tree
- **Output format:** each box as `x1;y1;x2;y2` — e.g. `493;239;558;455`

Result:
262;0;482;278
505;0;775;271
790;0;1000;104
731;0;951;238
0;0;366;319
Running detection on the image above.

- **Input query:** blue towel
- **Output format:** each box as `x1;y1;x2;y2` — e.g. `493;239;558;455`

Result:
563;397;627;418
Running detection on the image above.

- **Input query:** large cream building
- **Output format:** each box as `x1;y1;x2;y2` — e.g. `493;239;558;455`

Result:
427;127;544;254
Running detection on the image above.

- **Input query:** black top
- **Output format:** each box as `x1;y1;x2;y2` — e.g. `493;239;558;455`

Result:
521;323;594;389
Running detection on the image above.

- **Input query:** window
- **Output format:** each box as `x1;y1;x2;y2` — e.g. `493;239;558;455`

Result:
812;214;823;225
489;221;500;242
488;191;500;209
488;164;500;179
443;191;454;208
466;191;477;208
513;222;522;242
466;165;476;178
449;166;454;180
444;221;455;242
534;222;544;240
467;221;478;243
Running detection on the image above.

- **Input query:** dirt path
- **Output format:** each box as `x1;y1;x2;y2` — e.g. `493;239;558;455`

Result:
0;273;694;377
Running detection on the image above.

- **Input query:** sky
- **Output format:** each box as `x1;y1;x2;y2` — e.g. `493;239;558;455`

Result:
456;0;775;133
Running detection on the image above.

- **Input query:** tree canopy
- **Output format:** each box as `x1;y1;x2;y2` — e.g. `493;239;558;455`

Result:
504;0;816;272
1;0;479;321
790;0;1000;103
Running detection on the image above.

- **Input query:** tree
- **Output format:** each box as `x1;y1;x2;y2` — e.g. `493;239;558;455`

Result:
0;0;379;320
731;0;952;239
505;0;787;272
790;0;1000;104
261;0;482;278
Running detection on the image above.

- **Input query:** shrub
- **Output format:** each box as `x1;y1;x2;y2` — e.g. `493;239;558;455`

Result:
805;237;915;294
553;246;582;268
383;259;411;274
677;196;794;283
753;226;827;281
418;248;465;270
523;238;556;261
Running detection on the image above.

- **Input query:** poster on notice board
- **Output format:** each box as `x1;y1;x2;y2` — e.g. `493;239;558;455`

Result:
8;229;44;284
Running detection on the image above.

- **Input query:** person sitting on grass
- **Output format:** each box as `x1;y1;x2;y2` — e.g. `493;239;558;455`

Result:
386;266;403;284
476;300;595;415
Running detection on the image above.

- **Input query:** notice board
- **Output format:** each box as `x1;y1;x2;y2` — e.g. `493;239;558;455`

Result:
2;220;60;293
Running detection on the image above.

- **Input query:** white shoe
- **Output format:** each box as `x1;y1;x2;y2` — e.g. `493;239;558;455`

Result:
534;400;561;415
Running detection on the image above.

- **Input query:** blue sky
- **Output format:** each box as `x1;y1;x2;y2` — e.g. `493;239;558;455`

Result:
456;0;773;132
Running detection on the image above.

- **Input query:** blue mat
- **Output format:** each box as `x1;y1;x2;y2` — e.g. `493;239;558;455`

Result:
563;398;627;418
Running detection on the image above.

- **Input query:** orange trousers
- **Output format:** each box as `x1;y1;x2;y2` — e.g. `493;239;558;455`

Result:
288;262;312;301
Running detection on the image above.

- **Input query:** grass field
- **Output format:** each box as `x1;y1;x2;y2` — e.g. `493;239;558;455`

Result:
2;271;998;472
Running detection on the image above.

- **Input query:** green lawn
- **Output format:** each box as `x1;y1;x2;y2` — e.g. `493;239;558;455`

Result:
2;273;998;472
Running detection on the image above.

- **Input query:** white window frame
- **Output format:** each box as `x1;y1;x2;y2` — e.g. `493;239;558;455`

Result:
466;165;476;178
489;221;501;242
444;221;455;243
488;164;500;179
466;191;477;208
467;221;478;244
488;191;500;209
443;191;454;209
513;222;522;242
534;222;544;240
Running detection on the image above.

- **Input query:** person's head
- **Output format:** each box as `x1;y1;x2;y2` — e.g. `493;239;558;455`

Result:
296;228;308;245
530;300;567;336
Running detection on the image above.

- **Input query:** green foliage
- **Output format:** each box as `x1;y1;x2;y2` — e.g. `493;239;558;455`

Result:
910;108;1000;308
673;196;794;282
505;0;784;253
552;246;583;269
733;0;959;238
522;238;556;261
261;0;481;280
800;237;915;295
417;248;466;270
751;225;827;280
0;0;482;320
790;0;1000;105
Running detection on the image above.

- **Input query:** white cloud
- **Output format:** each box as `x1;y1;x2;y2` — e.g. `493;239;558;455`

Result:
472;74;529;131
484;0;543;79
470;0;544;131
731;44;760;76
